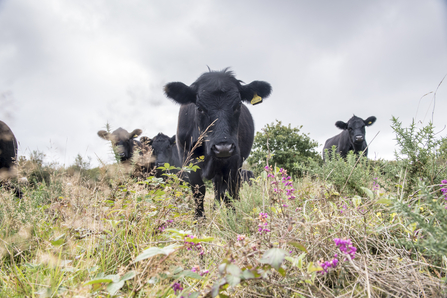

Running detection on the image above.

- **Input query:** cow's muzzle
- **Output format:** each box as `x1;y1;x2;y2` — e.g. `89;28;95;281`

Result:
212;143;235;158
355;136;364;143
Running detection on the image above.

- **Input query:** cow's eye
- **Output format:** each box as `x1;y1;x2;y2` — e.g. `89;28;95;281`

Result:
197;106;205;114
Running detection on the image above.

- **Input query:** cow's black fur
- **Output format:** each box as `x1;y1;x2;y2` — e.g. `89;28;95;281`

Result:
97;127;143;162
141;133;182;177
323;115;376;160
164;68;271;218
0;121;22;198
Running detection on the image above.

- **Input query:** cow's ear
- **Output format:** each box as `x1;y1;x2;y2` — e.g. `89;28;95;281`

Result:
97;130;110;140
335;121;347;130
130;129;142;138
169;135;176;145
164;82;196;104
364;116;376;126
240;81;272;104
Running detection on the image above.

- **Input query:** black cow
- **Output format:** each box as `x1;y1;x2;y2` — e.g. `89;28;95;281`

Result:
164;68;271;218
97;127;143;163
241;169;255;186
323;115;376;160
0;121;22;198
140;133;182;177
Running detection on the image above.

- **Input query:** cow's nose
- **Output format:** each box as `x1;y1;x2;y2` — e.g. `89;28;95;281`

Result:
355;136;364;142
212;143;235;158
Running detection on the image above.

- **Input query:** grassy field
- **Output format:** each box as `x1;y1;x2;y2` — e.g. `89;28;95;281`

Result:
0;149;447;297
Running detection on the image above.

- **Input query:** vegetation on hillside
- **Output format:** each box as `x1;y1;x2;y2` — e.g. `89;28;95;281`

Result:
0;118;447;297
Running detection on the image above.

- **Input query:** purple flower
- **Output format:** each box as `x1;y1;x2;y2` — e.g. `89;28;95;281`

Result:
172;282;183;294
334;238;357;260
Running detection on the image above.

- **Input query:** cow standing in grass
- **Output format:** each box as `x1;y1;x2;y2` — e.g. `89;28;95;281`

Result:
323;115;377;160
0;121;22;198
164;68;271;218
97;127;154;177
140;133;182;178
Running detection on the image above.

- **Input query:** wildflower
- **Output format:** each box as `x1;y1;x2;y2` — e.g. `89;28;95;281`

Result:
334;238;357;260
237;234;246;241
172;282;183;294
184;235;204;255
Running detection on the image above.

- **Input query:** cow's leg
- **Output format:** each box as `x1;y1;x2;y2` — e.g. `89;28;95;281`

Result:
213;175;223;205
188;169;206;218
226;169;241;203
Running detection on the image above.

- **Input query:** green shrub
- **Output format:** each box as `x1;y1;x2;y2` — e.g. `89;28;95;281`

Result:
247;120;320;177
391;117;447;194
302;149;374;195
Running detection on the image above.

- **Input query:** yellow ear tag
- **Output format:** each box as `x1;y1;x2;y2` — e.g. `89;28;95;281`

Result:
368;121;372;125
251;93;263;105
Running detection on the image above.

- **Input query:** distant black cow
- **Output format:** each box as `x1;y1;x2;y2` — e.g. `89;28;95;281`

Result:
241;169;255;186
97;127;143;163
323;115;376;160
164;68;271;218
140;133;182;177
0;121;22;198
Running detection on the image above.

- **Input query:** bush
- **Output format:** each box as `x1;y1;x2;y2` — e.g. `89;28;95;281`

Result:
303;149;375;195
247;120;320;177
391;117;447;194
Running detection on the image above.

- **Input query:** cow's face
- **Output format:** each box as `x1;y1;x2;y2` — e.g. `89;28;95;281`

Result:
165;69;271;159
98;127;142;162
147;133;176;167
335;116;376;145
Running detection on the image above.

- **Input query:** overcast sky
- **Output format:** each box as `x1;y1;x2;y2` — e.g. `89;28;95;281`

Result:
1;0;446;168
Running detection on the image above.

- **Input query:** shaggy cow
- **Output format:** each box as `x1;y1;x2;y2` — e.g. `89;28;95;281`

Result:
97;127;143;163
323;115;376;160
0;121;22;198
164;68;271;218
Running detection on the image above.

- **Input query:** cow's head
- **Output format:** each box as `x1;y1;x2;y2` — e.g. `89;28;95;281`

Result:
145;133;176;168
164;69;271;159
335;115;376;145
97;127;142;162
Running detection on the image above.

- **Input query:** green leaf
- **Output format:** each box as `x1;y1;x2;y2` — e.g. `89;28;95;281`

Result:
376;198;393;205
259;248;287;270
134;244;181;263
120;271;136;281
241;270;255;280
288;241;308;253
189;292;200;298
352;195;362;208
286;253;306;270
187;237;214;243
226;264;241;276
226;274;241;287
106;280;124;295
307;262;323;273
360;187;374;200
174;270;203;280
277;266;286;277
211;278;227;298
84;277;114;285
50;234;65;246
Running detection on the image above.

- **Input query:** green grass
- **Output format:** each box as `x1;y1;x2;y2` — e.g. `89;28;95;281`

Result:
0;157;446;298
